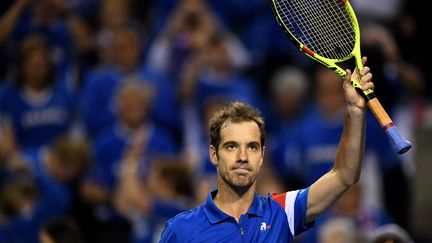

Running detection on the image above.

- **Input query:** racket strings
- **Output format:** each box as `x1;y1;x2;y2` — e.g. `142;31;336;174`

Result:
324;2;353;55
275;0;355;60
292;0;350;57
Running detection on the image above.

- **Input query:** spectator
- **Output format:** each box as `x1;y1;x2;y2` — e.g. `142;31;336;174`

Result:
0;171;70;243
318;217;364;243
266;65;311;137
0;0;93;82
86;79;177;193
80;25;181;139
80;79;178;243
368;223;414;243
0;35;76;161
146;0;251;85
0;136;90;243
114;157;194;243
41;136;92;185
95;0;143;66
179;32;259;109
266;66;312;190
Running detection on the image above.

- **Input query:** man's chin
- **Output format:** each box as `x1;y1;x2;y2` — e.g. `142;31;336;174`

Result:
220;172;256;191
229;178;254;190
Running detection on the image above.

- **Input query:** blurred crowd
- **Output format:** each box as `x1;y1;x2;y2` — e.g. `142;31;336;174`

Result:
0;0;430;243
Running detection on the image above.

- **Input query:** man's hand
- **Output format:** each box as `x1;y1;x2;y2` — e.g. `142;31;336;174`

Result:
343;56;374;112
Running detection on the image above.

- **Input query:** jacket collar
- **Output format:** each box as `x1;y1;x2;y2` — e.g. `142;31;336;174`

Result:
203;189;263;224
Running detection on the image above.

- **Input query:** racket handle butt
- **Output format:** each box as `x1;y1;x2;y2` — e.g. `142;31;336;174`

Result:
384;126;412;154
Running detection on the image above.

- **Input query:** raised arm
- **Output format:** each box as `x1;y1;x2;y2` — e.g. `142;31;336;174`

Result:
0;0;30;45
305;56;373;223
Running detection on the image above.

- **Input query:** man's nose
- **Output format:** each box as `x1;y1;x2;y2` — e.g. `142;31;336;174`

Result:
238;146;248;162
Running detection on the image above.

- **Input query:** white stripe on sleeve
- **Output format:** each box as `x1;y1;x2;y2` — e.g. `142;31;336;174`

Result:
285;190;299;236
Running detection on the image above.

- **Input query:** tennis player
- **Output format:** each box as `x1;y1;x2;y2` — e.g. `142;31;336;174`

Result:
159;58;373;242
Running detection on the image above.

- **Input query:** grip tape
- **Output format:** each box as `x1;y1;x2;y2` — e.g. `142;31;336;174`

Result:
367;98;412;154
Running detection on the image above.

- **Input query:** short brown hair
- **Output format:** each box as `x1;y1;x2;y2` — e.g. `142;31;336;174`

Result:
51;136;92;175
208;101;265;153
150;157;194;198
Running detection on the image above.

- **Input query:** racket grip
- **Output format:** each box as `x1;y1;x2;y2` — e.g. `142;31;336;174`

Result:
367;98;412;154
385;126;412;154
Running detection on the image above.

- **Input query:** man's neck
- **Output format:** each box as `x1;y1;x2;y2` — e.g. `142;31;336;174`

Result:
213;182;256;223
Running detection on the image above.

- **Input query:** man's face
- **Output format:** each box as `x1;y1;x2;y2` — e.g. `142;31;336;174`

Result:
112;31;140;70
210;121;264;189
23;50;50;85
118;87;149;128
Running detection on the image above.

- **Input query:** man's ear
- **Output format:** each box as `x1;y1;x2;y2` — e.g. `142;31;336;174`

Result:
209;145;218;166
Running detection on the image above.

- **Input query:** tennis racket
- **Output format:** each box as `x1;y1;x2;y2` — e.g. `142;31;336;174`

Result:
270;0;412;154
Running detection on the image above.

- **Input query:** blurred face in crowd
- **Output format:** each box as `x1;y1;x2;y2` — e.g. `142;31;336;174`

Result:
319;218;357;243
22;48;51;88
100;0;131;29
45;139;91;183
210;121;264;190
321;231;352;243
47;152;83;183
179;0;207;32
117;84;150;129
206;38;231;73
112;29;141;71
0;178;38;220
274;90;303;119
271;67;309;120
315;68;345;115
32;0;60;24
177;0;214;51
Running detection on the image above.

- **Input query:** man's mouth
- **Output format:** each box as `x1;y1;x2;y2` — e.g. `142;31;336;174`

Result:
232;167;250;174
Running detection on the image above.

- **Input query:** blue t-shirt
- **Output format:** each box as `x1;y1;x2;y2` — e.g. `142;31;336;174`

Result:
89;122;177;192
0;82;75;150
159;188;313;242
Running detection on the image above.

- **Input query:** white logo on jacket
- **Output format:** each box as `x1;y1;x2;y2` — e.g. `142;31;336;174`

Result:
260;222;267;231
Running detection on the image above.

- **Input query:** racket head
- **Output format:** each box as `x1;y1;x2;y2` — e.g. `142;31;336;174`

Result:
270;0;361;68
270;0;413;155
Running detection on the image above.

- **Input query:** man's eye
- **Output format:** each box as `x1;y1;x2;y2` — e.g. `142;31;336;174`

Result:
248;145;258;150
227;145;236;150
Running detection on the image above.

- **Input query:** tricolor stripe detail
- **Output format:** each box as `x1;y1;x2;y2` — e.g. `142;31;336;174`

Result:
271;190;299;236
285;190;299;236
272;192;286;208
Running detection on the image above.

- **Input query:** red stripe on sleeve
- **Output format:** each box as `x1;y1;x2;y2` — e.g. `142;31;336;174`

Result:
271;192;287;209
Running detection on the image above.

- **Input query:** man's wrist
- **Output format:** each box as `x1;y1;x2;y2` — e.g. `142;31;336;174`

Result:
345;105;366;119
